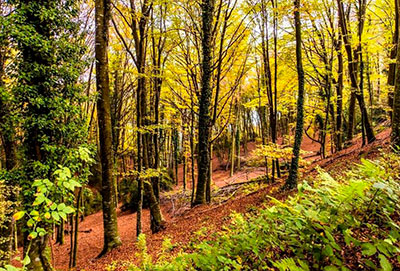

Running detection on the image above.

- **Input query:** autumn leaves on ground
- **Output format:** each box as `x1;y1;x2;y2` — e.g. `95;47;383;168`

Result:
51;128;391;270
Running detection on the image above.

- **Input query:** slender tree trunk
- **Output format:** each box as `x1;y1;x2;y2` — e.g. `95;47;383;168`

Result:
190;105;196;205
336;26;344;151
173;128;179;185
70;188;82;268
95;0;122;255
286;0;305;189
389;0;399;114
230;124;236;177
193;0;215;206
337;0;375;144
392;0;400;147
272;0;280;178
236;111;241;171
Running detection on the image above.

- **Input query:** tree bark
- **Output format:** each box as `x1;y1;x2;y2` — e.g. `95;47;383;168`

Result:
392;0;400;147
95;0;122;256
193;0;215;206
336;23;344;151
337;0;375;144
286;0;305;189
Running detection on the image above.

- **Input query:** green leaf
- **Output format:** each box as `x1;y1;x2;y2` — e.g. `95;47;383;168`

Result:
379;254;392;271
13;211;26;221
57;203;66;211
64;206;75;214
59;212;67;221
22;255;31;266
44;212;51;220
32;194;46;206
70;179;82;188
28;232;37;240
62;181;72;190
50;203;57;211
29;210;39;217
361;243;377;256
324;266;339;271
27;218;35;228
4;265;19;271
51;211;60;222
323;245;334;257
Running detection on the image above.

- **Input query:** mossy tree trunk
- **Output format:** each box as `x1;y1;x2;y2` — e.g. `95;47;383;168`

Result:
193;0;215;206
95;0;122;255
0;9;17;265
392;0;400;147
144;181;166;233
26;235;52;271
389;0;399;116
286;0;305;190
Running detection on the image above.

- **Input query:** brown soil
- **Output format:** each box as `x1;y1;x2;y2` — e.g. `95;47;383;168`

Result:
50;128;392;270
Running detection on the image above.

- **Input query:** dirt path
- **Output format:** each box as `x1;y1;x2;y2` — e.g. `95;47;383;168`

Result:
52;128;391;270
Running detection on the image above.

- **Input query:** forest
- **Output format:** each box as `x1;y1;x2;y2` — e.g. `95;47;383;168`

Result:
0;0;400;270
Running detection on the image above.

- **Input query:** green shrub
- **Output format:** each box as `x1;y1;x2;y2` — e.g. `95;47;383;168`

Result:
125;153;400;271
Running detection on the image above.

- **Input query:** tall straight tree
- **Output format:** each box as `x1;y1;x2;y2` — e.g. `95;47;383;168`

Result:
392;0;400;147
95;0;122;256
285;0;305;189
337;0;375;144
111;0;166;234
193;0;215;206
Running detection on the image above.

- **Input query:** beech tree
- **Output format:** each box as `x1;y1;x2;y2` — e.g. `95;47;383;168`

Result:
392;0;400;147
193;0;215;206
95;0;122;255
337;0;375;144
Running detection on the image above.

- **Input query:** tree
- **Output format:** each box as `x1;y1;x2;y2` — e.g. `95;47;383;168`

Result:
337;0;375;144
193;0;215;206
11;0;91;269
392;0;400;147
0;0;18;265
95;0;122;256
111;0;166;234
286;0;305;189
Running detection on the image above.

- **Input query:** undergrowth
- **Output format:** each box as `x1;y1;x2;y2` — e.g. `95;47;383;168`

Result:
114;152;400;271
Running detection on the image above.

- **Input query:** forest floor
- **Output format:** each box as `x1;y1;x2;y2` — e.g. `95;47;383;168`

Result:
52;126;392;270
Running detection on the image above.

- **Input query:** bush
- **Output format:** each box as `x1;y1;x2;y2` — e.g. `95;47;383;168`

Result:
125;153;400;271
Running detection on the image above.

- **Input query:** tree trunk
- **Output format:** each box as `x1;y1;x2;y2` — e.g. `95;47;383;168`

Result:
336;25;344;151
193;0;215;206
26;235;53;271
286;0;305;189
337;0;375;144
230;124;236;177
392;0;400;147
95;0;122;255
144;181;166;233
